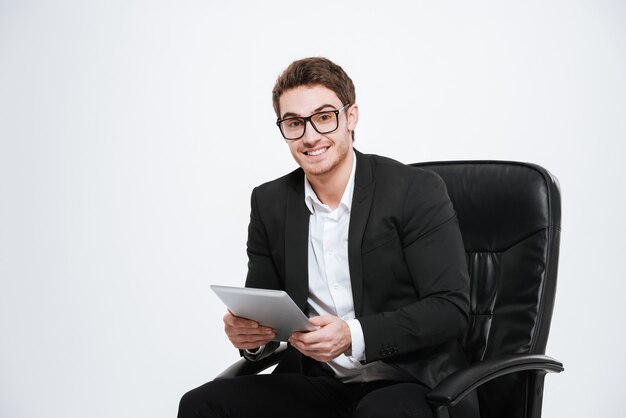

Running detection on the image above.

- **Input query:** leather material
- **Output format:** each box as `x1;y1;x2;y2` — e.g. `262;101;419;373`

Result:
412;161;561;418
427;354;563;405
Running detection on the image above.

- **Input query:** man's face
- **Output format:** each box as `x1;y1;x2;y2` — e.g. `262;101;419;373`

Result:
278;85;358;181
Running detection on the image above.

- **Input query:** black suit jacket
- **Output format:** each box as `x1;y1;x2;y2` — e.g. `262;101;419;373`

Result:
244;150;470;388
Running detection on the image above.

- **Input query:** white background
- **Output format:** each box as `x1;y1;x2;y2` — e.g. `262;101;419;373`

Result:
1;1;624;417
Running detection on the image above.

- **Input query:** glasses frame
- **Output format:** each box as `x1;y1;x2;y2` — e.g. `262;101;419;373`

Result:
276;103;351;140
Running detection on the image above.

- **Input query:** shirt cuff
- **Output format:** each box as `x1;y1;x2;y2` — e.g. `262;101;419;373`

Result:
245;345;264;356
345;319;366;361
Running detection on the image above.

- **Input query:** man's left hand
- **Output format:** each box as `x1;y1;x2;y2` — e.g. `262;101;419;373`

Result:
288;315;351;362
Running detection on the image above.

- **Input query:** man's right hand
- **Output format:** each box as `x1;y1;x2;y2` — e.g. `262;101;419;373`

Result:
223;311;276;350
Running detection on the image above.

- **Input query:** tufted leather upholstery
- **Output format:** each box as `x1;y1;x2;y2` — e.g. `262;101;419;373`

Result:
412;161;561;418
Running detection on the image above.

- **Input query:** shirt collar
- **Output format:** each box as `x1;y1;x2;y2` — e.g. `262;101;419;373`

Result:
304;150;357;214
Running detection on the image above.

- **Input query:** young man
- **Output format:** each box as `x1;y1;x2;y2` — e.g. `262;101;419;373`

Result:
178;57;478;418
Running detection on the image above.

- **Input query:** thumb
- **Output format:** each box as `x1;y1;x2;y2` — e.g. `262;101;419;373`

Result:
309;315;337;327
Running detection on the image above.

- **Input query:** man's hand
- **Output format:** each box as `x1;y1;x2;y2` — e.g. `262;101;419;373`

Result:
223;311;276;350
288;315;352;362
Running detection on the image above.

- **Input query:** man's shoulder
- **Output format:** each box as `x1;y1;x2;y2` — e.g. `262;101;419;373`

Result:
361;152;443;185
365;153;409;171
253;166;303;197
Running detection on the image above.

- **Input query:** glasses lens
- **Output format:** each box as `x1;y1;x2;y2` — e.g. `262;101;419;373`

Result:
279;118;305;140
310;111;338;134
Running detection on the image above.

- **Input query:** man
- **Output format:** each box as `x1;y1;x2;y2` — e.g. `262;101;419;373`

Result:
178;57;478;417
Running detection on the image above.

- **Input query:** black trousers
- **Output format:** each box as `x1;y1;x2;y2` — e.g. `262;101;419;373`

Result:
178;373;478;418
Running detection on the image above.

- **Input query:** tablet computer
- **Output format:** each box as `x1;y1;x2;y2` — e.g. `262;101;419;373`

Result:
211;285;317;341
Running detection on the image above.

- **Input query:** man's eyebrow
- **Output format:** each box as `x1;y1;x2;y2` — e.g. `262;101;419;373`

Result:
281;104;338;120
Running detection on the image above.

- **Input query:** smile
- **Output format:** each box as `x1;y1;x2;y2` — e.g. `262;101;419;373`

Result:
304;147;329;156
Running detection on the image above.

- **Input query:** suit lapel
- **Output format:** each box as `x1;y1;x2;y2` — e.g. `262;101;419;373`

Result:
284;172;310;311
348;151;375;317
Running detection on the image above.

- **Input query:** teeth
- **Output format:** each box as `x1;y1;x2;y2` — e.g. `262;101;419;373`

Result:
306;147;328;156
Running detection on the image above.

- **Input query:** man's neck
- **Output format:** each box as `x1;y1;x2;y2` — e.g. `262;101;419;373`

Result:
306;152;354;210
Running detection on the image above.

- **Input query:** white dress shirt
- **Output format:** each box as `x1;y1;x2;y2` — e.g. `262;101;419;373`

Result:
304;152;410;383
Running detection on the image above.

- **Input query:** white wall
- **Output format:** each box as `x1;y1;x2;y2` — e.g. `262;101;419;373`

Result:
1;1;624;416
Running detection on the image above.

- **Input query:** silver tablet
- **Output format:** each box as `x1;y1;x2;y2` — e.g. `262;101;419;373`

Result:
211;285;317;341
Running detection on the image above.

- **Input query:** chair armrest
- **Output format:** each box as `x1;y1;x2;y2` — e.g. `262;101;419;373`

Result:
215;343;288;379
427;354;564;407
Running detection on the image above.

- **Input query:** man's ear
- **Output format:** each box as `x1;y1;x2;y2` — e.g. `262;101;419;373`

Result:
347;104;359;131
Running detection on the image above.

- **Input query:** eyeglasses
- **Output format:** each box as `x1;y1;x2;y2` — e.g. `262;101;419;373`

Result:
276;103;351;140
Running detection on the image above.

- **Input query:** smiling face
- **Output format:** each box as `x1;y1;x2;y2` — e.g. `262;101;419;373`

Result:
278;85;358;181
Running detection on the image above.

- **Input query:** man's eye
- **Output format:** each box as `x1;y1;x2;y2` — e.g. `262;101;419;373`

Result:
313;112;334;124
286;119;303;128
318;113;332;121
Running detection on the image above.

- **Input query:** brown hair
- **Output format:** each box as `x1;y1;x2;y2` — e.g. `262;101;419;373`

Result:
272;58;356;140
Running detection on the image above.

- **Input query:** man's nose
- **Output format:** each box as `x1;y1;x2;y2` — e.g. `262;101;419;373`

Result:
301;120;321;145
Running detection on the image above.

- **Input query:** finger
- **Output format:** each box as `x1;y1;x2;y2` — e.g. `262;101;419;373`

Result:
227;323;274;333
291;327;327;345
289;335;325;353
224;313;262;329
288;339;312;356
289;331;311;342
308;315;336;327
224;310;270;329
227;326;275;339
225;319;275;337
232;333;275;345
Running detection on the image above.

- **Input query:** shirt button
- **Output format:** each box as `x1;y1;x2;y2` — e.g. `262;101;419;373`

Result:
332;283;340;290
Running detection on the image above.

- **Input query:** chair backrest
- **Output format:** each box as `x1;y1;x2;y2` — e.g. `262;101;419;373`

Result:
412;161;561;418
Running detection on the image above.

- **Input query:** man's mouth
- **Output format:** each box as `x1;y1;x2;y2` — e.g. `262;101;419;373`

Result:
304;147;329;156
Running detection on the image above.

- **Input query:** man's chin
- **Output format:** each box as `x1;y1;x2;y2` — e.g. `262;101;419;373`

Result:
301;161;333;178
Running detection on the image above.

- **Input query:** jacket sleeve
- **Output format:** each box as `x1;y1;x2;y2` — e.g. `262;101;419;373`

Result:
240;187;283;361
245;187;283;290
358;171;470;362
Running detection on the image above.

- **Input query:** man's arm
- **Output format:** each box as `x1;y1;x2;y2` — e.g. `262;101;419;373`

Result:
245;186;284;290
358;170;470;362
230;187;284;361
291;169;468;364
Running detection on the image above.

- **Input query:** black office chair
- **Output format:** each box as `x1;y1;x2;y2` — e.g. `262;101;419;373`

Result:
217;161;563;418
